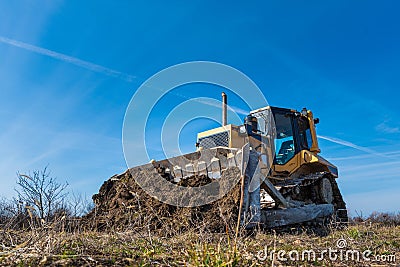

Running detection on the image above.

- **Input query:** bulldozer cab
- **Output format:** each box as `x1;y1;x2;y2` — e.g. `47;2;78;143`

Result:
249;106;321;167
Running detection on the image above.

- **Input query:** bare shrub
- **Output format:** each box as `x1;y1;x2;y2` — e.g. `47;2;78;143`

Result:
0;197;17;225
68;192;94;218
367;211;400;226
15;166;68;225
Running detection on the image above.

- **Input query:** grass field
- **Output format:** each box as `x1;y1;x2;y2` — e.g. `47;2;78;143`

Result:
0;221;399;266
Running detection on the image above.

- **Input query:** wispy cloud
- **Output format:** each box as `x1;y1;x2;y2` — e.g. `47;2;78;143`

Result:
341;160;400;173
0;36;136;82
328;150;400;161
0;36;248;115
318;135;385;157
375;122;400;134
0;37;251;115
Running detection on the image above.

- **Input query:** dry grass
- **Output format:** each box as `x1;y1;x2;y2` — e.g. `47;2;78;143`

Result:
2;168;399;266
0;221;399;266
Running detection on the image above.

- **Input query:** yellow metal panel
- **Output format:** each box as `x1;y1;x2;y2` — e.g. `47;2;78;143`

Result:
197;124;247;149
307;110;321;153
274;153;301;174
275;149;338;177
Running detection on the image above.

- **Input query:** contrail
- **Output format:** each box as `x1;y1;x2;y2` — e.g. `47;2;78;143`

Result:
147;84;250;116
0;36;251;115
190;97;249;115
0;36;136;82
318;135;385;157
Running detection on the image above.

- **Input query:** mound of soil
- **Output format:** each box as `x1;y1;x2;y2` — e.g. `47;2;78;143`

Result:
86;167;241;234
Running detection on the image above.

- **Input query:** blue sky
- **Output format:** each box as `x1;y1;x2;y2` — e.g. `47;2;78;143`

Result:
0;1;399;215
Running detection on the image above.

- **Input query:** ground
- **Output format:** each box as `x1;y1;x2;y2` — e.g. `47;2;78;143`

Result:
2;169;398;266
0;222;399;266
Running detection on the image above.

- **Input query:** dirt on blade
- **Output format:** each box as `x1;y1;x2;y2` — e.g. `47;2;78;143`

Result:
86;167;241;234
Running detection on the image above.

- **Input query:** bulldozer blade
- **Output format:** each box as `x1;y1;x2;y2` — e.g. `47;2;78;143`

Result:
125;147;243;207
261;203;334;228
151;147;242;180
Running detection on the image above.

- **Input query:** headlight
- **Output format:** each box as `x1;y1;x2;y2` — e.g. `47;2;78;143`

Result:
239;125;247;135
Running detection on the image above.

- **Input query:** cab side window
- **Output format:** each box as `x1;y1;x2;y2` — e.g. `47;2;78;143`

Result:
298;117;312;150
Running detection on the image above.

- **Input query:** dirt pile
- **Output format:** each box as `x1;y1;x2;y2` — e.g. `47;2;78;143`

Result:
87;167;241;234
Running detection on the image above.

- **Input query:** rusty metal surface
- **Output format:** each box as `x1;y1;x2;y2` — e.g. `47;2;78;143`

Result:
261;203;334;228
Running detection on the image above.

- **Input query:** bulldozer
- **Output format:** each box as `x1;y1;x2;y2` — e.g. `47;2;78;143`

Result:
123;92;348;229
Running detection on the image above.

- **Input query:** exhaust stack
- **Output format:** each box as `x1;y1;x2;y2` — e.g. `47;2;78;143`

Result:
222;92;227;126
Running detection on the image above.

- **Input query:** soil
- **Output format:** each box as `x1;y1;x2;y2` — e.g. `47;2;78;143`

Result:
86;167;241;234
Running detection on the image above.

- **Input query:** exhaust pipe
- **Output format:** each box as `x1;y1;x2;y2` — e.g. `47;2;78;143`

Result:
222;92;227;126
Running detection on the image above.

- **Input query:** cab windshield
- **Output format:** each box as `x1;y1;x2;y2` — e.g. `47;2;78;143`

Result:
273;112;295;165
250;108;297;165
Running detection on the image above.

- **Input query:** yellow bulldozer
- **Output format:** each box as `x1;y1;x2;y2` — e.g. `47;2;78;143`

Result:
127;92;348;229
